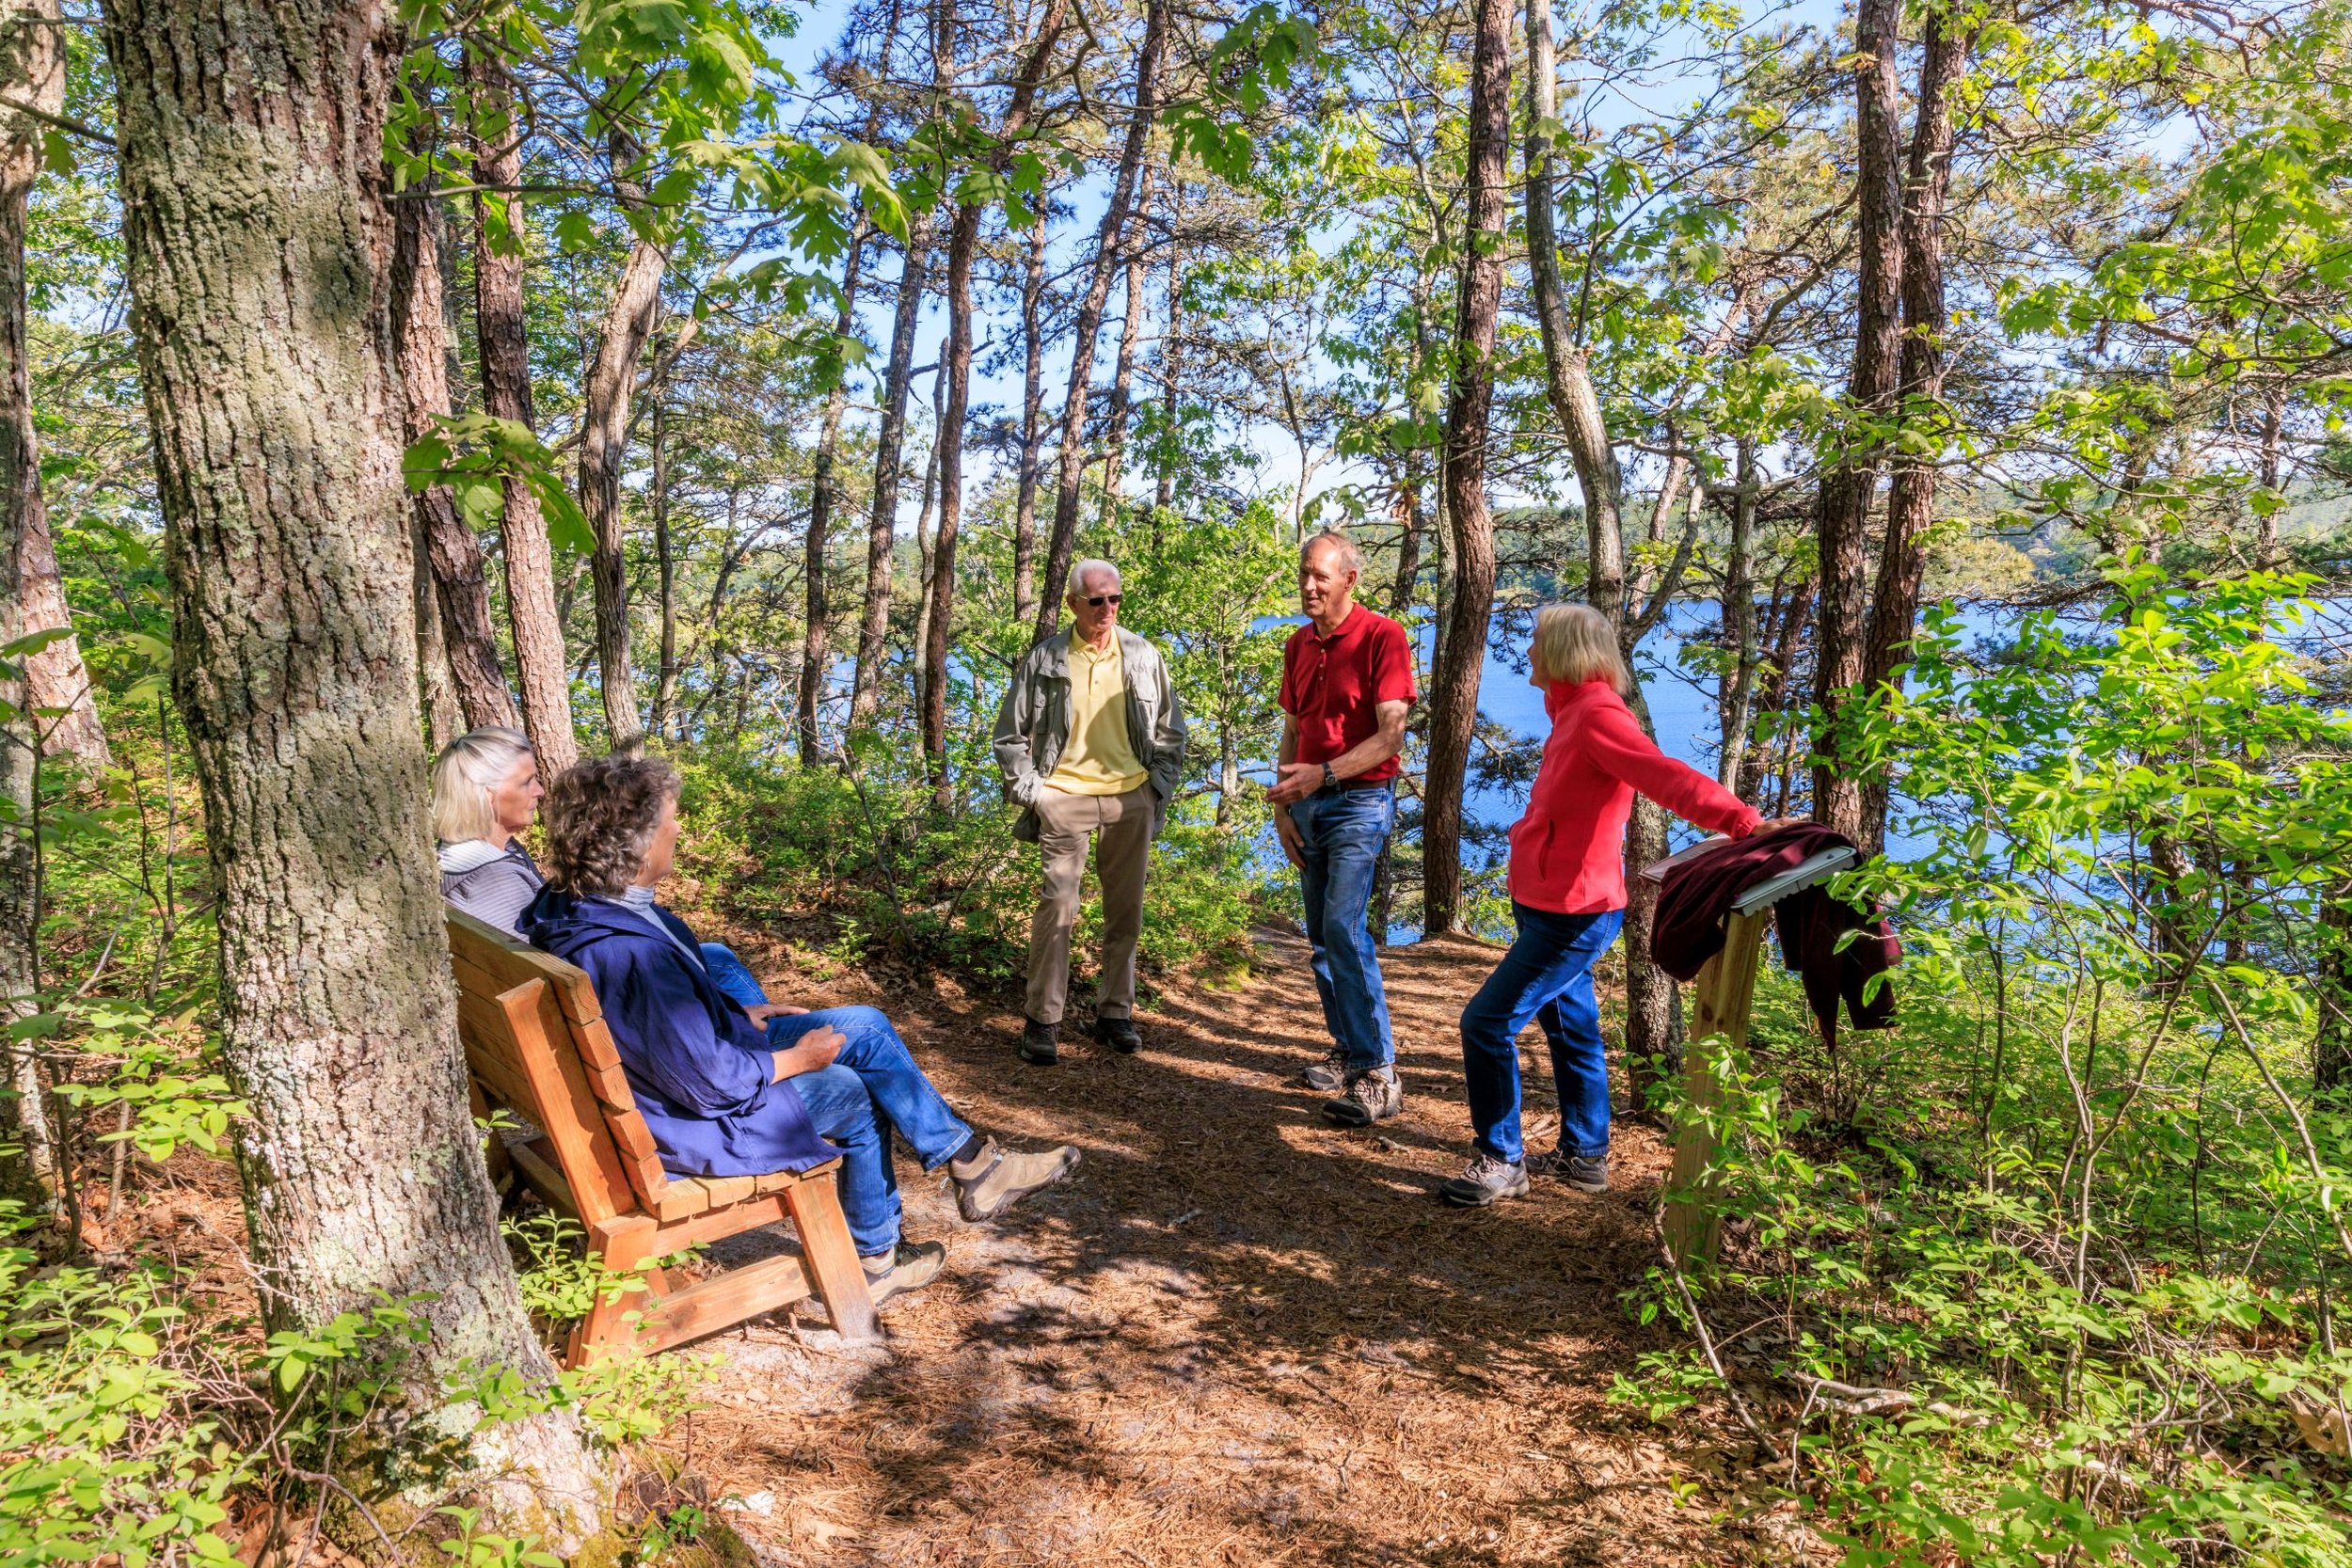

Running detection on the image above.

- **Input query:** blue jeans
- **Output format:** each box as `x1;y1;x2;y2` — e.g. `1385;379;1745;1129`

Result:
699;943;768;1008
1292;783;1397;1072
772;1006;974;1258
1459;903;1625;1164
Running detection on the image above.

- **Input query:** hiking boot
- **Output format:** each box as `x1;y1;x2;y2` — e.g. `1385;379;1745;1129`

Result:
1438;1151;1530;1208
1297;1046;1349;1093
1322;1066;1403;1128
1019;1018;1059;1065
1529;1148;1610;1193
950;1138;1082;1223
1094;1015;1143;1054
861;1239;946;1310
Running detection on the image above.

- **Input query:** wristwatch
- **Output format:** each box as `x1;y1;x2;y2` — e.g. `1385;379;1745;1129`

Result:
1320;762;1339;791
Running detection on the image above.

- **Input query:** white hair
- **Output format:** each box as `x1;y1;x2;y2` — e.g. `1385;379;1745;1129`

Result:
1069;559;1122;598
1300;529;1362;577
432;726;532;845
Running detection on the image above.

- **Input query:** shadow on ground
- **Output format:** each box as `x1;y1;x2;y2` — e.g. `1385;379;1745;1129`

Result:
660;925;1786;1567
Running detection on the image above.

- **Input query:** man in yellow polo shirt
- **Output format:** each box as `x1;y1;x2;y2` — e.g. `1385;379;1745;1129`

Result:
992;560;1187;1064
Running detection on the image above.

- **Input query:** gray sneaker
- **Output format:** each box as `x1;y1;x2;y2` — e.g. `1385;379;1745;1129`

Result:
1529;1148;1609;1193
1322;1066;1403;1127
1298;1047;1348;1092
1438;1151;1529;1208
861;1239;946;1310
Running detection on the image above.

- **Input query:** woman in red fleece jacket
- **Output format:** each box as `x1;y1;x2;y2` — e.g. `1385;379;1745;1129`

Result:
1438;604;1779;1209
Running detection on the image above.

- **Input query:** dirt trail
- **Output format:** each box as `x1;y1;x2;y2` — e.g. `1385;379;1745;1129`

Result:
668;927;1782;1566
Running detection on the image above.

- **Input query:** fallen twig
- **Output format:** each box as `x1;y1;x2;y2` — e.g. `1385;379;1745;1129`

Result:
1648;1212;1773;1449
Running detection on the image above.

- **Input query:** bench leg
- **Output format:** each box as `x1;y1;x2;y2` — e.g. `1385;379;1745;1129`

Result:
785;1177;878;1342
569;1214;660;1367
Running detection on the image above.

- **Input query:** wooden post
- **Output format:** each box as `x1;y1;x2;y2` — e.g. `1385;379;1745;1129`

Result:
1661;908;1768;1266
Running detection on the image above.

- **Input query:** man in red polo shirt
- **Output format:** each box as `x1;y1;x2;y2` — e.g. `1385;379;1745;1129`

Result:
1268;530;1416;1126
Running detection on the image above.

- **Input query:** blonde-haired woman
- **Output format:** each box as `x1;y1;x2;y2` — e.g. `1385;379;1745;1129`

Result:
434;726;548;934
1438;604;1781;1208
430;728;775;1009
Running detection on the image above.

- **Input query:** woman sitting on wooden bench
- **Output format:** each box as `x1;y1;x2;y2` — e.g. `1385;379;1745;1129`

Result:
518;753;1082;1308
433;727;771;1009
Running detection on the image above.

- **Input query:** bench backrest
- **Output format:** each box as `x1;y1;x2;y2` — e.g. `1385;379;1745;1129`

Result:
445;908;678;1225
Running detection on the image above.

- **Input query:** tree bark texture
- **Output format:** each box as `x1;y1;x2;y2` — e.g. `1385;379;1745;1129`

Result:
103;0;606;1533
1;0;107;778
412;516;465;748
796;226;866;766
1388;458;1424;618
467;50;575;778
1857;12;1965;851
0;0;76;1239
850;209;931;721
925;0;1065;775
1718;444;1760;791
2318;878;2352;1098
1153;178;1183;516
1522;0;1623;626
1421;0;1508;936
390;177;517;733
1013;203;1048;625
649;394;677;741
1033;0;1165;643
1809;0;1904;840
922;205;977;799
580;239;663;754
1102;160;1152;508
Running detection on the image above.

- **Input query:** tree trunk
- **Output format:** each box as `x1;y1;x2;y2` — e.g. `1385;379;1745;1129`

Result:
580;238;663;754
798;224;867;765
1154;177;1183;516
467;51;575;778
924;0;1063;776
391;175;517;733
923;206;978;797
1389;457;1425;618
103;0;604;1534
1;0;106;779
1033;0;1165;641
1809;0;1904;840
649;391;678;742
1718;442;1759;790
1523;0;1623;627
850;211;931;721
909;362;945;723
1013;204;1048;624
1421;0;1508;936
1857;12;1965;853
2318;877;2352;1098
1101;161;1152;510
412;519;465;748
0;0;73;1242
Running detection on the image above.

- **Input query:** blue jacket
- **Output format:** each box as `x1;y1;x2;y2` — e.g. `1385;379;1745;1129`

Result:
520;888;834;1179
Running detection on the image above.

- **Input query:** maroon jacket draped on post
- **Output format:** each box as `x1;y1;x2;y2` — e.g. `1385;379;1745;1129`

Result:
1648;822;1901;1046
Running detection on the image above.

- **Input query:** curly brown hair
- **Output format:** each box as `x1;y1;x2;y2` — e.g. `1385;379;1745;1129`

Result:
542;755;680;896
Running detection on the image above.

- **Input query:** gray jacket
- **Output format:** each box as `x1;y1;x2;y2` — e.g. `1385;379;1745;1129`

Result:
439;839;545;936
992;626;1187;842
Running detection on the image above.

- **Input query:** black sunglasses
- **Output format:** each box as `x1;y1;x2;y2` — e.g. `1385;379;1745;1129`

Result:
1084;594;1122;607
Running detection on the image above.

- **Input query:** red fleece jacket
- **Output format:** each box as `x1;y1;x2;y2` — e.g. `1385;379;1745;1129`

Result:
1506;679;1762;914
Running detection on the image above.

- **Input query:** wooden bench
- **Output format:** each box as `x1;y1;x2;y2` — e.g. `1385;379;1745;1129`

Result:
444;909;878;1363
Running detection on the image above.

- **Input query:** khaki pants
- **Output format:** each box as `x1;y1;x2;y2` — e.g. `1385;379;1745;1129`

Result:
1026;783;1155;1026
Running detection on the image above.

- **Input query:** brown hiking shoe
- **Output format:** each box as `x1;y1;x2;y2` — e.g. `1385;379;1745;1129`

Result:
950;1138;1082;1223
1528;1148;1610;1193
1298;1046;1348;1092
1322;1066;1403;1127
861;1240;946;1310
